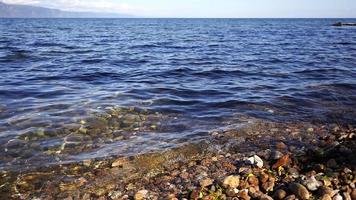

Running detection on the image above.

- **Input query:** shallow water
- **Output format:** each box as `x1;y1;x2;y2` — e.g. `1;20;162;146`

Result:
0;18;355;171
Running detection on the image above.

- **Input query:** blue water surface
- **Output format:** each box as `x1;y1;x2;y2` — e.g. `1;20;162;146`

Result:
0;19;355;170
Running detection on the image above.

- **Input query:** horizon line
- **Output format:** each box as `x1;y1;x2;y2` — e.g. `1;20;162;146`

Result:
1;17;356;19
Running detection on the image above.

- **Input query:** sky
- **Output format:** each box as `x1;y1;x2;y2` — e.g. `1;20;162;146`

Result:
2;0;356;18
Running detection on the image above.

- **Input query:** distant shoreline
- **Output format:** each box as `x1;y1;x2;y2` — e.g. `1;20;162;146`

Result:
1;17;356;19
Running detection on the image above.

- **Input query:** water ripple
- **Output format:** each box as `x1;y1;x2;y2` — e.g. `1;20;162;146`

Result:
0;18;355;170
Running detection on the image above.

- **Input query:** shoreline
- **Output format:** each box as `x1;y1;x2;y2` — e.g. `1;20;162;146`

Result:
1;119;355;199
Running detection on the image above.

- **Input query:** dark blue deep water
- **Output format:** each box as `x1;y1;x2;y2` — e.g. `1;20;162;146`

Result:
0;19;356;170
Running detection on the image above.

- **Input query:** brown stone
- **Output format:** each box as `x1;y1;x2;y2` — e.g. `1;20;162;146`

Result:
272;154;290;169
273;189;287;200
259;194;273;200
276;142;287;150
223;175;240;189
222;162;237;171
259;172;269;184
248;186;262;198
180;171;189;179
319;186;336;197
225;188;239;197
289;183;310;200
112;157;129;168
351;189;356;200
326;159;338;168
199;178;213;188
190;190;200;200
248;175;259;187
320;194;332;200
261;174;275;192
134;190;149;200
238;189;251;200
284;195;296;200
343;192;352;200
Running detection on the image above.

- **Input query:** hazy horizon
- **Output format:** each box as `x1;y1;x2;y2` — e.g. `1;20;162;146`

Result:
1;0;356;18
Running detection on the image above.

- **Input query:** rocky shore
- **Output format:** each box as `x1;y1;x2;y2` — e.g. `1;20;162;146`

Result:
0;120;355;200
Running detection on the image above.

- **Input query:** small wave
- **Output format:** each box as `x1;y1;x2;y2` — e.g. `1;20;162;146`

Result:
129;44;160;49
0;51;32;62
208;100;249;108
81;58;106;64
308;83;356;90
154;67;196;77
333;42;356;45
26;71;123;82
193;69;255;77
293;68;353;79
32;41;66;47
294;68;350;74
73;71;122;82
0;89;69;99
153;98;202;106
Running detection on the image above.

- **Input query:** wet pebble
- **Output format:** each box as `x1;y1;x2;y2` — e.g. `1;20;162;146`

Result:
343;192;352;200
109;190;123;199
289;183;310;200
333;194;343;200
248;186;262;198
307;128;314;133
238;189;251;200
321;194;332;200
247;175;259;187
351;189;356;200
223;175;240;189
276;142;287;150
225;188;239;197
272;154;290;169
199;178;213;188
319;186;337;197
302;176;321;191
5;139;26;152
270;150;283;160
246;155;263;168
259;194;273;200
112;157;129;168
273;189;287;200
257;149;271;160
86;117;107;129
284;195;297;200
134;190;149;200
327;159;338;168
180;172;189;180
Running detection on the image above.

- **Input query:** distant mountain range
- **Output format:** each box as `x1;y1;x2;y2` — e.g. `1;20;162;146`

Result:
0;1;132;18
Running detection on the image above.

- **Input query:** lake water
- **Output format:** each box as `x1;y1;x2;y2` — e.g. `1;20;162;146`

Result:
0;19;355;171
